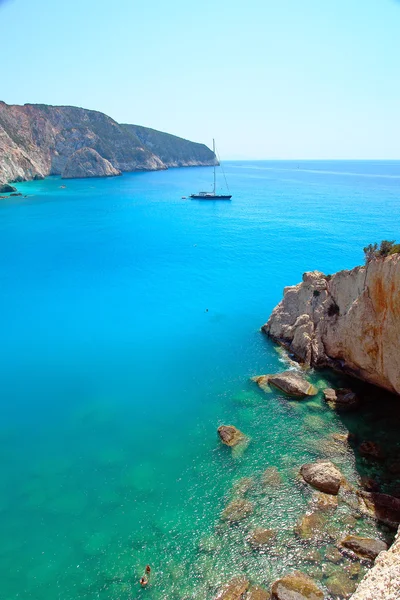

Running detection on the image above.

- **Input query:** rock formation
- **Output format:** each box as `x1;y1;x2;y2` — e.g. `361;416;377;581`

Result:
122;124;217;168
300;460;344;495
263;255;400;395
349;527;400;600
61;148;121;179
218;425;246;447
0;101;216;182
252;371;317;397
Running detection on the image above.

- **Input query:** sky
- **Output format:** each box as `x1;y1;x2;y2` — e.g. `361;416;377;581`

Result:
1;0;400;159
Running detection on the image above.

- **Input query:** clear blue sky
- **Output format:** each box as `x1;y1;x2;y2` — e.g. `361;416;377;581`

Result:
1;0;400;159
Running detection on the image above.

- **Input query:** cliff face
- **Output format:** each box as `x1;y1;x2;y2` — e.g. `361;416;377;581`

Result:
0;102;215;183
263;254;400;395
350;526;400;600
61;147;121;179
122;124;217;168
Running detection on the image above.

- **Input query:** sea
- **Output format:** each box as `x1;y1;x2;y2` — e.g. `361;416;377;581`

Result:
1;160;400;600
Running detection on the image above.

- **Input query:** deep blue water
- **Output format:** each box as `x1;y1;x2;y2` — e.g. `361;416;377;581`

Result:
0;161;399;599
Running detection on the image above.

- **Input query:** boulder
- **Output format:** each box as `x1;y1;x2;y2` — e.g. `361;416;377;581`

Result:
311;491;338;510
0;183;17;193
248;528;276;550
300;460;343;495
357;491;400;529
252;371;317;398
294;511;330;541
218;425;246;447
323;387;360;412
245;585;270;600
61;147;121;179
340;535;388;561
232;477;254;496
324;571;356;598
270;572;324;600
221;498;253;523
215;577;249;600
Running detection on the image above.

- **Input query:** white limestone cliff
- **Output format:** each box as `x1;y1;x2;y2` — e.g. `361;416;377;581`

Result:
263;254;400;395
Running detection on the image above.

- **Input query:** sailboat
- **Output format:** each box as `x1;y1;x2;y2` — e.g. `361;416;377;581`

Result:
190;140;232;200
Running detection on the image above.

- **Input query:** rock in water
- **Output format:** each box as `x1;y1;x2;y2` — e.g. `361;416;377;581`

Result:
340;535;388;560
248;528;276;550
214;577;249;600
252;371;317;397
0;183;17;193
323;387;360;412
300;460;343;494
270;572;324;600
221;498;253;523
245;585;270;600
218;425;246;447
61;148;121;179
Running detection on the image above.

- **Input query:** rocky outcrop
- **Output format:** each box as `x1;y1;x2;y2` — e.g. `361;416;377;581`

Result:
122;124;217;168
349;527;400;600
61;148;121;179
270;572;324;600
252;371;317;397
300;460;344;494
263;255;400;395
340;535;388;561
0;101;216;182
0;183;17;193
218;425;246;447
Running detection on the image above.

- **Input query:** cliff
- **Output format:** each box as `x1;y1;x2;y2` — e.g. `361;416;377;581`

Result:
349;526;400;600
263;254;400;395
122;124;217;168
62;148;121;179
0;102;215;183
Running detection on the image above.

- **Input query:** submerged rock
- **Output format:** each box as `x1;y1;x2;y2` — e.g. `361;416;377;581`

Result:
221;498;253;523
232;477;254;497
323;387;360;412
294;511;330;541
248;527;276;550
325;571;356;598
215;576;249;600
270;571;324;600
262;467;282;488
252;371;317;398
300;460;343;495
340;535;388;560
62;147;121;179
311;491;338;510
245;585;270;600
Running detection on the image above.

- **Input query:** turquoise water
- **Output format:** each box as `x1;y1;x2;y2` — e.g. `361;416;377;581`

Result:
1;161;400;599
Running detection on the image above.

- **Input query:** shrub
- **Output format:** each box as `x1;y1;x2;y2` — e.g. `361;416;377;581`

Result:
363;240;400;263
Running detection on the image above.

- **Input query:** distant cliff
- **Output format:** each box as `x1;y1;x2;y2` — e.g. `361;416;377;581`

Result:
122;124;217;168
263;254;400;395
0;102;216;183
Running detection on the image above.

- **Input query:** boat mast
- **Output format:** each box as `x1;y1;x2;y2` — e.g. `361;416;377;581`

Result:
213;139;216;195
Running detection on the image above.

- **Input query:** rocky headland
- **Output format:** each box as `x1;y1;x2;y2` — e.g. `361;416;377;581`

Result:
263;254;400;395
261;252;400;599
0;101;216;184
